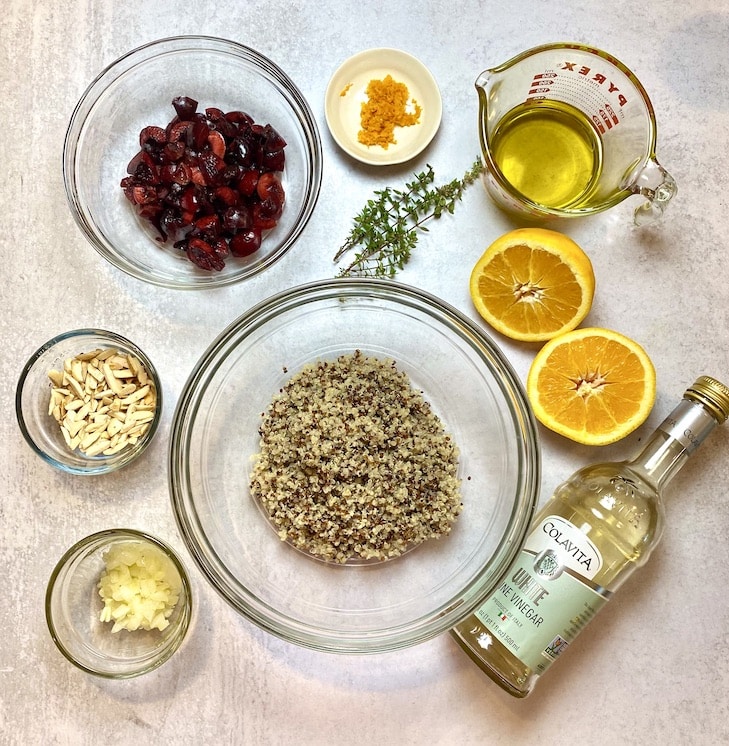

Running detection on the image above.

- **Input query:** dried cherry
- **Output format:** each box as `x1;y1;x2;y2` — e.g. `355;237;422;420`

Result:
121;97;286;271
229;229;262;257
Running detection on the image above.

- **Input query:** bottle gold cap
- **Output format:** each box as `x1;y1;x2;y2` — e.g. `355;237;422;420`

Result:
685;376;729;423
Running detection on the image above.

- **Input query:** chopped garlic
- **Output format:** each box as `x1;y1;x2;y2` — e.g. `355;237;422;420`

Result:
98;542;181;633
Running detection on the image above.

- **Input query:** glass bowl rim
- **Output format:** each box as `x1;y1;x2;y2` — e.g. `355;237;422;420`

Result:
168;277;541;653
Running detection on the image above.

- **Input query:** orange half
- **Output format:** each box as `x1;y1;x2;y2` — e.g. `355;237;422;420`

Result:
526;327;656;445
470;228;595;342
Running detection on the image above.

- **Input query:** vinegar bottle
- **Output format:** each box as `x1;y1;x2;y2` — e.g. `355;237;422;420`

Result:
451;376;729;697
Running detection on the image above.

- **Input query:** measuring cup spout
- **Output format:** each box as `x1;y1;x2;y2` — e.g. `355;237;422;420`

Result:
475;71;492;165
628;158;677;226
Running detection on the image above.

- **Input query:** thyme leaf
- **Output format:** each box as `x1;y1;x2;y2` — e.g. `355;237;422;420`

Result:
334;158;484;278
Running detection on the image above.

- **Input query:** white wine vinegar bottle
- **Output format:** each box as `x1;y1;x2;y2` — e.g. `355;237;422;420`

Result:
452;376;729;697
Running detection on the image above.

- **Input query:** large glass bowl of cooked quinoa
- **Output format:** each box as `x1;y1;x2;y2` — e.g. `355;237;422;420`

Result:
169;278;540;653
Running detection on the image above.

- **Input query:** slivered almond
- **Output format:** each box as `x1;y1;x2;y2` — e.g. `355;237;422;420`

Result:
47;347;157;459
87;365;105;382
103;438;130;455
127;409;154;423
71;359;84;383
77;349;102;361
121;384;150;405
66;375;85;399
102;362;124;395
107;418;123;437
64;417;85;437
85;418;110;434
85;438;112;457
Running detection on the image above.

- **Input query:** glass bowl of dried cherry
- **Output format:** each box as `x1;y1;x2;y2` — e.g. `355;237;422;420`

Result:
63;36;323;289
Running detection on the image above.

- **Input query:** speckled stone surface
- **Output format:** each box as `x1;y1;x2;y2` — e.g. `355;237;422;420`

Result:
2;1;728;744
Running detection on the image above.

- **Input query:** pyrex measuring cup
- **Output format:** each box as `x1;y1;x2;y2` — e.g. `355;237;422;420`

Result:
476;43;676;224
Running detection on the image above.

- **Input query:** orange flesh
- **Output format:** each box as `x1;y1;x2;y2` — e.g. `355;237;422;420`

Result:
533;336;650;437
475;244;586;337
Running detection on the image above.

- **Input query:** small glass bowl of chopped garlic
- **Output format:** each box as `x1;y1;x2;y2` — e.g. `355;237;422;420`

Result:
46;529;193;678
15;329;162;475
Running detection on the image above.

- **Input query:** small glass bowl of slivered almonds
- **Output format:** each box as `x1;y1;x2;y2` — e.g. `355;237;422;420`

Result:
15;329;162;475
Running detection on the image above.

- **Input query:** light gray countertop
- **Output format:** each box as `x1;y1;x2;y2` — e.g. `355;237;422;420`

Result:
2;1;728;744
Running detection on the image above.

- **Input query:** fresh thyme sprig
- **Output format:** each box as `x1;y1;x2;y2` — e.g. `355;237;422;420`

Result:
334;158;484;278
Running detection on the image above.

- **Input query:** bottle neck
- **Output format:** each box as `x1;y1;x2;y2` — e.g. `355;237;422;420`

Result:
627;399;719;491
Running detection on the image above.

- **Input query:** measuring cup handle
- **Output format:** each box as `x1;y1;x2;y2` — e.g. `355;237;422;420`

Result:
631;158;677;226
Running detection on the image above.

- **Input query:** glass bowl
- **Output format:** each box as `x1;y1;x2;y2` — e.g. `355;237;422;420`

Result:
169;279;540;653
63;35;323;289
16;329;162;475
46;529;192;678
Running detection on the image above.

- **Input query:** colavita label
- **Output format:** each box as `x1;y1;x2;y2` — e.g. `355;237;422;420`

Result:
474;515;610;673
524;515;602;579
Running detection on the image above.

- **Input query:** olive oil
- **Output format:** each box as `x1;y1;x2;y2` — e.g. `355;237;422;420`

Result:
490;100;603;211
452;376;729;697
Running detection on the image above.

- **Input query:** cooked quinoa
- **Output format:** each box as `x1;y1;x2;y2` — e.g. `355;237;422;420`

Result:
250;351;462;563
